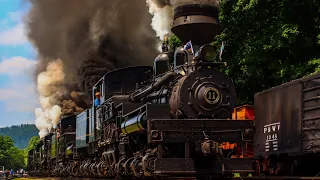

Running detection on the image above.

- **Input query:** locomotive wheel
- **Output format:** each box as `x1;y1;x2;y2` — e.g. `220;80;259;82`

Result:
116;158;127;176
142;154;157;176
123;157;135;175
97;161;107;177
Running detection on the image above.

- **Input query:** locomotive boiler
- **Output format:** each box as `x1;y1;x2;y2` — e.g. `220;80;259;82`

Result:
27;3;254;179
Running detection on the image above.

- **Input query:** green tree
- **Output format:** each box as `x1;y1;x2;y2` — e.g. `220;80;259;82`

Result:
24;136;40;165
169;35;182;50
216;0;320;104
25;136;40;153
169;0;320;104
0;136;25;170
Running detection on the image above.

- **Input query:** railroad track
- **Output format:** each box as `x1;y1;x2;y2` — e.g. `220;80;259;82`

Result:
30;176;320;180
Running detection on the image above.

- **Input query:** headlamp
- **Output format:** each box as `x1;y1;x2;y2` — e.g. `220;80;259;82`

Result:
194;44;217;61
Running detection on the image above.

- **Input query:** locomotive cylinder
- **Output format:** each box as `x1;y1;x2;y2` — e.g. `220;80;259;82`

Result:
121;112;147;135
129;72;176;102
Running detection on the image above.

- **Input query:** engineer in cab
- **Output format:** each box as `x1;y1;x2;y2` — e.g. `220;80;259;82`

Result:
94;92;101;107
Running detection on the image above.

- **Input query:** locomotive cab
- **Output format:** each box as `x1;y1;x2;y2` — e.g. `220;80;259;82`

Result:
92;66;154;101
32;142;42;169
27;149;34;172
57;116;76;160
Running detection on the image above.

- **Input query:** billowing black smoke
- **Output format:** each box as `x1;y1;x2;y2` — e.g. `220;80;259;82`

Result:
25;0;158;99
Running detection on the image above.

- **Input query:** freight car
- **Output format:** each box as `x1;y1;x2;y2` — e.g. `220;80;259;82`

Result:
26;3;254;179
254;73;320;176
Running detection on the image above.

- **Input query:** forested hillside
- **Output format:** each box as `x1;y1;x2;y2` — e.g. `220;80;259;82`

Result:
0;124;38;149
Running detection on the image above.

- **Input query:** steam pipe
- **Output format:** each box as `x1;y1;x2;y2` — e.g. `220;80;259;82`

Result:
129;71;176;102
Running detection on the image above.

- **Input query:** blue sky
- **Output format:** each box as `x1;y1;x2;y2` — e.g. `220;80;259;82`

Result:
0;0;38;127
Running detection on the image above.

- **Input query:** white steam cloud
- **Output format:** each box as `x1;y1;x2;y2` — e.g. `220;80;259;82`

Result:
35;59;64;138
146;0;173;41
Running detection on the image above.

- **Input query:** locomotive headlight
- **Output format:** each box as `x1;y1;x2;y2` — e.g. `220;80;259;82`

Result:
195;44;216;61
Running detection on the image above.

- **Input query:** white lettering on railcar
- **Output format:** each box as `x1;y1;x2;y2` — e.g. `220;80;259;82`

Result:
263;122;280;152
263;122;280;134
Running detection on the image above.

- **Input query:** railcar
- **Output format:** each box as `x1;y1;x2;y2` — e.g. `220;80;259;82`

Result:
254;73;320;176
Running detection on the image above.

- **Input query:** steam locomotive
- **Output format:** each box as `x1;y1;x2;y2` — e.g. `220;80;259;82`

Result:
26;4;254;179
26;3;320;180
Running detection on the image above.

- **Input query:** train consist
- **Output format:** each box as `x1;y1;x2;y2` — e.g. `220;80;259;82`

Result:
26;3;320;180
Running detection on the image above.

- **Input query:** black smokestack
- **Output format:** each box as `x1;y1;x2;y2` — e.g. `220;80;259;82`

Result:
171;4;221;45
146;0;221;45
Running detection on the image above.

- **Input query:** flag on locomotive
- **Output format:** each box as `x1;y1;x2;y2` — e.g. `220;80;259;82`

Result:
184;40;194;55
219;42;225;60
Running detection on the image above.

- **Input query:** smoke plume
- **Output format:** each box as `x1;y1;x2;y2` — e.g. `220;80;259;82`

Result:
25;0;158;137
26;0;158;95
